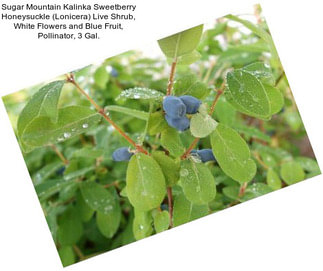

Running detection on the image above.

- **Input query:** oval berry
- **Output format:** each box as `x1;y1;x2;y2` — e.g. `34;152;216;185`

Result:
163;96;186;118
112;147;133;161
165;115;190;131
179;95;201;114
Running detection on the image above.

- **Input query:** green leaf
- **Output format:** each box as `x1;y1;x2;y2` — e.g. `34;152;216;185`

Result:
58;246;76;267
280;161;305;185
105;105;149;121
212;96;236;126
264;84;284;114
160;127;185;157
225;70;271;119
241;183;273;201
158;25;203;59
63;166;95;181
96;208;121;238
295;157;321;174
173;190;209;227
32;161;63;185
259;151;278;168
210;124;257;183
76;191;94;222
35;179;76;201
133;209;153;240
22;106;101;148
233;124;271;143
180;159;216;204
17;80;65;151
242;62;275;85
153;210;170;233
72;147;103;159
126;153;166;211
80;181;120;214
190;112;218;138
217;48;260;66
252;142;293;161
94;66;109;89
266;168;282;190
17;81;65;134
152;151;180;186
225;14;278;60
117;87;164;101
147;111;168;135
173;74;210;99
58;206;83;246
170;50;201;65
222;186;240;201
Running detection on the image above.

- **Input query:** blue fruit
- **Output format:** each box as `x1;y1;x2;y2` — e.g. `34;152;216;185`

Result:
190;149;216;162
179;95;201;114
165;114;190;131
110;68;119;77
163;96;186;118
56;166;66;176
161;204;169;211
112;147;133;161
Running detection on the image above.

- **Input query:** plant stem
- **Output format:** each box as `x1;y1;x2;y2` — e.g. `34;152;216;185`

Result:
203;60;216;83
209;82;225;115
50;144;69;165
167;187;173;228
238;182;248;197
253;151;269;170
66;74;148;154
140;101;153;144
166;59;177;96
73;245;85;261
181;137;200;159
181;84;225;159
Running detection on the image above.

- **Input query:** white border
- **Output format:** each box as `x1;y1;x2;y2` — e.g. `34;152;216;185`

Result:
0;1;322;270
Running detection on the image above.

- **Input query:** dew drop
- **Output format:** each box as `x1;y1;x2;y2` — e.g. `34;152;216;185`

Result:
64;132;71;139
180;169;189;177
139;225;144;230
82;123;89;129
133;94;140;99
105;65;112;73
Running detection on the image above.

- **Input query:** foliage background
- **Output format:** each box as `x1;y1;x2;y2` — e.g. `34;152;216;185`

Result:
2;7;320;267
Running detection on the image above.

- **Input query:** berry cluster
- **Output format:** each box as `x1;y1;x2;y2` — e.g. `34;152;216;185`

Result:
190;149;216;163
163;95;201;131
112;147;134;161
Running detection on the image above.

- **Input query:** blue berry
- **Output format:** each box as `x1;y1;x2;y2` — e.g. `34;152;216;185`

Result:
190;149;216;162
161;204;169;211
112;147;133;161
110;68;119;77
179;95;201;114
56;166;66;176
165;114;190;131
163;96;186;118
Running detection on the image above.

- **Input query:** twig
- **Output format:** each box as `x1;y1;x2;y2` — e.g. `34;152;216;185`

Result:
73;245;85;261
209;82;225;115
66;73;147;154
238;182;248;197
166;59;177;96
50;144;69;165
181;137;200;160
253;151;269;170
181;84;225;160
167;187;173;228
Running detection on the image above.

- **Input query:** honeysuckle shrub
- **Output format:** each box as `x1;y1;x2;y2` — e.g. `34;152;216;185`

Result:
2;10;320;267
